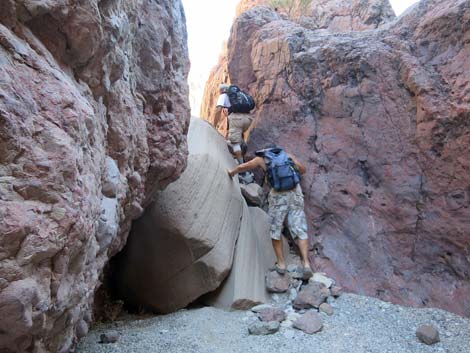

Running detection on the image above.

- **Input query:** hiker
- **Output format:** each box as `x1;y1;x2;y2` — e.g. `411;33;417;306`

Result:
216;83;254;165
227;145;313;277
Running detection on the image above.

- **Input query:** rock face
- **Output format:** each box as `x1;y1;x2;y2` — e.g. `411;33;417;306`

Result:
0;1;189;352
202;0;470;317
114;118;277;313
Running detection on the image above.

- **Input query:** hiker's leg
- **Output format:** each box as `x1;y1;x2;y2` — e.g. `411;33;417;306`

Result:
271;238;286;269
227;114;244;144
298;239;310;269
287;187;311;269
268;191;289;268
230;143;243;164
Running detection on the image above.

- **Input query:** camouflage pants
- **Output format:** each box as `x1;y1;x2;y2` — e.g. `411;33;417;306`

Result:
268;184;308;240
228;113;253;144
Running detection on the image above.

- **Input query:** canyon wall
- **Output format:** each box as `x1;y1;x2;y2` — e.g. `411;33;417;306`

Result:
0;0;189;351
201;0;470;316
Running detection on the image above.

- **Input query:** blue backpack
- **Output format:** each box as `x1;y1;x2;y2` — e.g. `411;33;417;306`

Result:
256;147;300;191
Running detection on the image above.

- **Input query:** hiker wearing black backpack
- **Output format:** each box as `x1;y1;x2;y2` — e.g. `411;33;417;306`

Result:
216;83;255;165
227;145;313;278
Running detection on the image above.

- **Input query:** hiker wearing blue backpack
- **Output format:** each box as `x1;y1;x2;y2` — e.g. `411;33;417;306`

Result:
228;145;313;278
216;83;255;165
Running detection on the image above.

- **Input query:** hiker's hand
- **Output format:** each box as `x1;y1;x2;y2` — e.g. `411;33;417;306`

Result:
222;107;229;116
228;169;234;179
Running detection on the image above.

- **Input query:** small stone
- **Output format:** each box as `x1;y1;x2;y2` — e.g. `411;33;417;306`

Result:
248;321;280;335
287;264;301;272
257;307;287;322
265;271;290;293
240;183;264;206
291;270;305;280
309;273;334;288
330;285;343;297
416;325;440;345
289;288;297;301
99;331;120;344
319;303;334;316
293;311;323;334
293;282;328;309
75;320;88;339
251;304;272;313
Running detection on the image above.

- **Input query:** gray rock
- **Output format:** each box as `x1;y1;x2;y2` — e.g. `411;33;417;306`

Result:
293;282;328;309
99;331;120;344
75;319;89;339
287;264;301;273
309;272;334;288
416;325;440;345
319;303;334;316
206;206;278;310
289;288;298;301
257;307;287;322
251;304;272;313
330;285;343;297
293;311;323;334
248;321;280;335
265;271;290;293
240;183;264;206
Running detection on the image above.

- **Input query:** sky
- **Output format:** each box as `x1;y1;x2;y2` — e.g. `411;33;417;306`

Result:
182;0;420;115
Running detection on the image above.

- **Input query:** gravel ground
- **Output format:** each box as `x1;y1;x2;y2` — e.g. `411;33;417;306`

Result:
76;293;470;353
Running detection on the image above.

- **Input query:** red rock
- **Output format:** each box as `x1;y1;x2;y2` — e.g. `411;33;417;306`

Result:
265;271;291;293
293;311;323;334
293;282;329;309
257;307;287;322
202;0;470;317
0;0;190;351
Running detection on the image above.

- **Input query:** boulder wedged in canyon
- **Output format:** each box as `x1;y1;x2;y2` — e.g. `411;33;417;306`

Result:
202;0;470;316
204;206;278;310
0;0;189;351
114;118;278;313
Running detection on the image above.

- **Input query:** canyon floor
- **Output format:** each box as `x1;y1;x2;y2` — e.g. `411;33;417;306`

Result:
76;292;470;353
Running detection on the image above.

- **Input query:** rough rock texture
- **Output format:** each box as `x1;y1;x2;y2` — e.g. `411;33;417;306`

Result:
235;0;395;31
416;324;440;345
114;118;277;313
0;1;189;352
202;0;470;316
293;311;323;334
293;282;329;310
265;271;291;293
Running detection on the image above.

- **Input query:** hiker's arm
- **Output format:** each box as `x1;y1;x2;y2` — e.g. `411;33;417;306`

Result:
289;154;306;174
228;157;263;178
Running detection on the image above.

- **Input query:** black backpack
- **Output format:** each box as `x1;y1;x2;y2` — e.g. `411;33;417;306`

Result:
227;85;255;113
255;147;301;191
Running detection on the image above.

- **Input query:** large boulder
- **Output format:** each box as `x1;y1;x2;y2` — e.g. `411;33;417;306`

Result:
205;206;279;309
202;0;470;316
0;0;189;351
114;118;277;312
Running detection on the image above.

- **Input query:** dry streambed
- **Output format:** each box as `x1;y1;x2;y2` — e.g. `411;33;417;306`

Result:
77;293;470;353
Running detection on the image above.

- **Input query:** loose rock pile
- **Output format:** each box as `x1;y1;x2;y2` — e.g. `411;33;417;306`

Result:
248;266;342;335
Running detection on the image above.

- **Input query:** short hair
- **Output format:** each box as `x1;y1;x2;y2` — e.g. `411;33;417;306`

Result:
219;83;230;92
